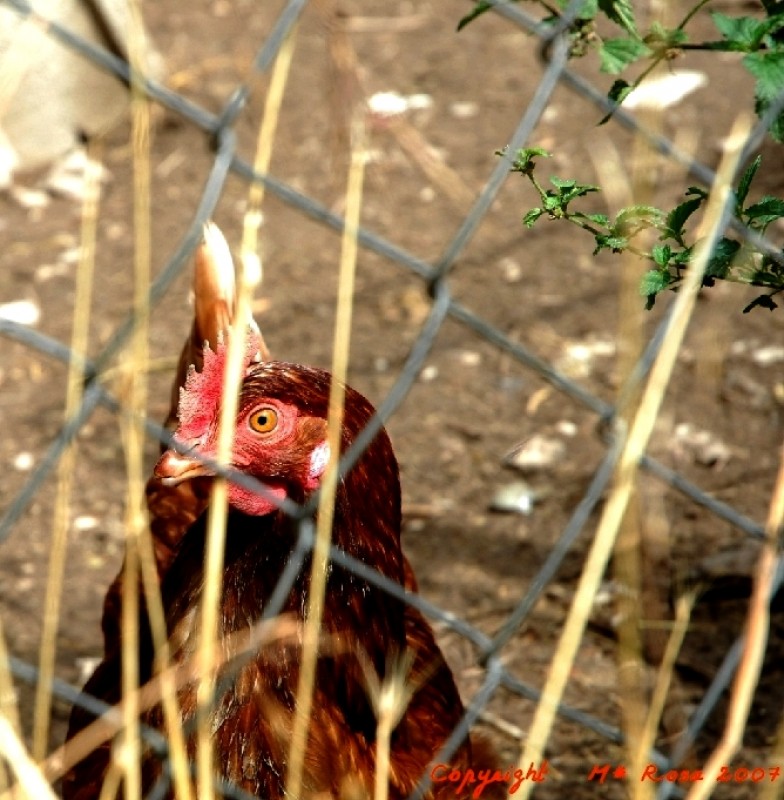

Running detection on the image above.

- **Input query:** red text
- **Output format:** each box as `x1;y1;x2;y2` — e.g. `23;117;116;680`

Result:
640;764;704;783
431;762;549;797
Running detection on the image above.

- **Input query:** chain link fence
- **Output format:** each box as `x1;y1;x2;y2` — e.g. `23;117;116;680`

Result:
1;0;782;798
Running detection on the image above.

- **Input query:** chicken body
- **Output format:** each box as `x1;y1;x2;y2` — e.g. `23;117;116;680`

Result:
64;360;481;799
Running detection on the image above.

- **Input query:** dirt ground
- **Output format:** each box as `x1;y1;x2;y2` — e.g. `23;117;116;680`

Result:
2;1;784;798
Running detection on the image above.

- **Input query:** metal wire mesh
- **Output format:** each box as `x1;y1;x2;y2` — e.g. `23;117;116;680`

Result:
1;1;781;798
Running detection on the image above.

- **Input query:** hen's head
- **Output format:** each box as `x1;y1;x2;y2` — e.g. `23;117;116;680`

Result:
154;339;386;518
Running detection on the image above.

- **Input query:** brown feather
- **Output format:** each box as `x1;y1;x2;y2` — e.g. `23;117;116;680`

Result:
65;361;499;798
64;224;499;799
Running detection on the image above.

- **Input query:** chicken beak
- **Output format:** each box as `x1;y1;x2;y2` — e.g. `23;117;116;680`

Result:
154;449;215;486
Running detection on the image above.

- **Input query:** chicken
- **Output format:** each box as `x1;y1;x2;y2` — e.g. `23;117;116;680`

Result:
99;224;268;656
64;225;498;799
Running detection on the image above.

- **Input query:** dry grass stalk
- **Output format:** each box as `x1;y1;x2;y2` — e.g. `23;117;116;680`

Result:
363;649;436;800
194;235;258;800
117;3;155;796
591;131;650;797
513;113;752;800
96;760;123;800
134;523;193;800
195;26;296;799
312;0;362;185
285;111;366;800
0;717;57;800
685;440;784;800
758;630;784;800
384;116;476;213
343;13;429;33
633;592;695;777
43;614;300;787
0;614;21;795
239;16;298;337
372;656;414;800
592;120;695;796
31;138;103;763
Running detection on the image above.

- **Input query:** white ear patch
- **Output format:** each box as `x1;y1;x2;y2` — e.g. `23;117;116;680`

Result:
308;441;331;483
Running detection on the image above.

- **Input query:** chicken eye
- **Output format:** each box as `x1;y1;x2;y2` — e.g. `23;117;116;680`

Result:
248;407;279;434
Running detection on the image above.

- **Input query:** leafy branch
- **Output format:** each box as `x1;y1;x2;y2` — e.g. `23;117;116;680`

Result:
460;1;784;141
503;147;784;312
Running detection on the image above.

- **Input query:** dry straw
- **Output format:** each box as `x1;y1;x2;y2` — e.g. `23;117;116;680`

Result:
591;116;698;798
633;592;696;793
0;615;20;794
194;23;297;800
43;615;300;788
193;228;258;800
284;109;367;800
0;716;58;800
514;113;753;800
591;128;652;796
686;441;784;800
30;140;102;764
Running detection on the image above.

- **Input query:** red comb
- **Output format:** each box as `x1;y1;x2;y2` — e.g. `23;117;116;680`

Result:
176;329;263;442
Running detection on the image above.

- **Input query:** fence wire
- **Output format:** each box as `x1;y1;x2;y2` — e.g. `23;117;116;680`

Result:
0;1;781;798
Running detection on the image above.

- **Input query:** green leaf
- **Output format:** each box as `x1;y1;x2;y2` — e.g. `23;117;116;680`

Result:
544;194;562;212
663;196;704;244
743;52;784;112
751;50;784;141
761;252;784;277
711;12;768;50
767;108;784;143
523;208;545;228
749;268;781;285
600;80;634;125
732;244;764;275
598;0;638;36
711;11;784;51
593;233;628;253
672;247;693;265
613;205;666;236
640;269;670;296
573;212;610;226
509;147;552;173
736;155;762;211
565;186;600;204
644;21;688;50
558;0;599;22
457;1;492;31
599;37;652;73
743;294;779;312
706;238;740;278
517;146;552;161
744;195;784;229
576;0;599;21
757;13;784;44
549;176;599;206
608;79;633;105
550;176;577;191
651;243;672;267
